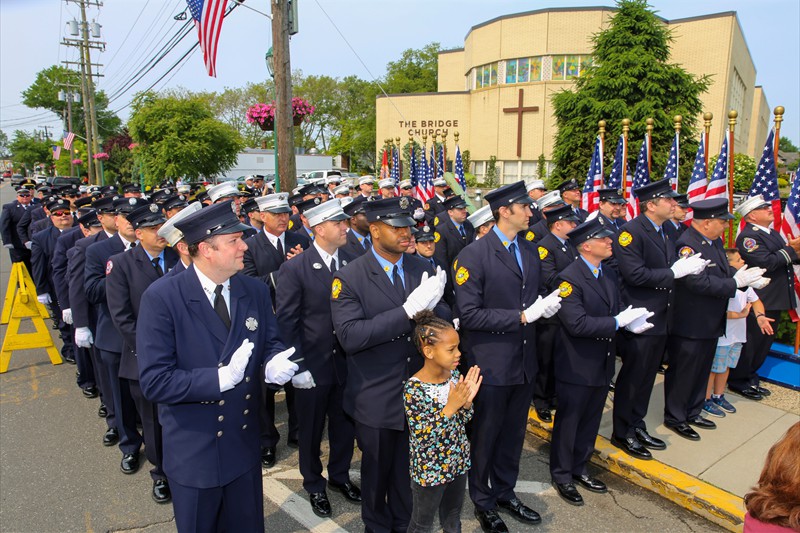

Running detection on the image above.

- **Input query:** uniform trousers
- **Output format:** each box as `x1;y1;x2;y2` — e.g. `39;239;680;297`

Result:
48;299;75;362
550;381;607;484
74;344;96;390
533;322;558;411
612;334;667;439
729;310;781;390
8;248;32;274
97;349;141;454
664;336;718;426
354;421;411;533
170;464;264;533
259;378;298;448
294;383;354;493
91;345;115;429
469;381;535;511
128;379;166;481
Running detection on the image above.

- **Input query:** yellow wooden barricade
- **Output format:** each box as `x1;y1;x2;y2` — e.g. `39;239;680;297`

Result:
1;262;61;372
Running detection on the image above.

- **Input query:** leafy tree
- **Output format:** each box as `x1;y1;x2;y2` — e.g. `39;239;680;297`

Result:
461;150;471;175
328;76;382;173
0;130;9;158
779;136;799;153
537;154;547;179
54;138;88;177
485;156;498;188
9;130;52;172
21;65;122;138
383;42;440;94
551;0;710;186
101;130;134;183
128;93;243;185
708;152;756;193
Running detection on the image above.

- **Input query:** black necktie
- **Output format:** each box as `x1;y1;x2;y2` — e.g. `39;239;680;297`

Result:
129;242;137;249
276;238;284;260
364;237;371;251
330;257;337;272
213;285;231;329
392;264;405;300
430;258;436;269
151;257;163;277
459;225;466;239
508;242;522;273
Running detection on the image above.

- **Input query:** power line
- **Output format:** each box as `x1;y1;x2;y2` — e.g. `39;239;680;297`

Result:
103;0;152;70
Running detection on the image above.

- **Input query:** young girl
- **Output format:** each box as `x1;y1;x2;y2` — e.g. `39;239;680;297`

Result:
404;311;482;533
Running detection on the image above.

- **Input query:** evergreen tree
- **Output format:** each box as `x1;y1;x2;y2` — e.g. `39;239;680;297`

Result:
551;0;710;189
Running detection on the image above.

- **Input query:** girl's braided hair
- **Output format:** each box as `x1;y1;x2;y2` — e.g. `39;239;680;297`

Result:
412;310;454;355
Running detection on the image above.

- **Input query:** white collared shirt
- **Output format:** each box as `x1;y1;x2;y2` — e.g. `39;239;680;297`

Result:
264;229;286;252
313;241;340;271
119;235;138;251
752;223;771;234
194;265;230;314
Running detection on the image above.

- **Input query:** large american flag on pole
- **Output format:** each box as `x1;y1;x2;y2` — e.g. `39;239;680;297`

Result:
684;137;707;224
416;146;432;202
750;129;782;229
663;132;679;192
409;145;418;194
63;131;75;150
454;144;466;191
628;136;651;220
390;146;400;183
606;135;625;190
779;160;800;321
52;145;62;160
187;0;228;77
705;133;729;200
581;136;603;213
437;144;445;179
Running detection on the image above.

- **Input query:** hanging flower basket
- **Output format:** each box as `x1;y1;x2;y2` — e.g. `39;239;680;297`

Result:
93;152;109;161
72;159;83;165
246;97;315;131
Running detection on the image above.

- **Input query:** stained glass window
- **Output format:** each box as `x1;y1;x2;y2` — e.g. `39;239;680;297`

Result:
506;60;517;84
490;63;497;85
552;55;566;80
518;58;530;83
530;57;541;81
566;55;580;79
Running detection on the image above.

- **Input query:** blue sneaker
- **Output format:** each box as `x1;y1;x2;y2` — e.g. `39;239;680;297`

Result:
703;399;726;418
712;395;736;414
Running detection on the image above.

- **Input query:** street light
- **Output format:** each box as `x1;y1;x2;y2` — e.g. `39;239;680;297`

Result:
265;46;278;192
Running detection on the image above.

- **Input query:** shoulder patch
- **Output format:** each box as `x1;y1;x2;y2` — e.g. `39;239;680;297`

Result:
105;260;113;275
331;278;342;299
434;231;441;243
742;237;758;252
288;219;294;230
558;281;573;298
455;266;470;286
525;231;535;241
433;216;439;226
452;259;458;272
678;246;695;258
618;231;633;247
538;246;549;260
423;203;430;211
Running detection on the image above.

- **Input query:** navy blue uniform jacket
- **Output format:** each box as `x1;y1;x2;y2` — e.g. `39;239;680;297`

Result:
30;226;61;297
736;223;799;310
331;252;449;431
611;214;677;336
69;232;106;330
555;259;621;387
433;217;475;271
51;226;83;309
453;230;542;386
242;229;310;286
137;266;286;489
275;245;354;386
85;234;125;352
1;200;29;249
339;229;370;259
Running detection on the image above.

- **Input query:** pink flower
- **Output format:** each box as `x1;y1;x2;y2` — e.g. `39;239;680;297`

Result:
72;159;83;165
93;152;109;160
246;97;315;126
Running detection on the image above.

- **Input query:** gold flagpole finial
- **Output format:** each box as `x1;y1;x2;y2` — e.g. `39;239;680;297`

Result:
673;115;682;133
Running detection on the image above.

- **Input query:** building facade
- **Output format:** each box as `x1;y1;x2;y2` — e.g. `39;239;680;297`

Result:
375;7;772;184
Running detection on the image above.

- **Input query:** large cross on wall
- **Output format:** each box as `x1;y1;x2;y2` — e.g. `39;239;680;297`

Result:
503;88;540;158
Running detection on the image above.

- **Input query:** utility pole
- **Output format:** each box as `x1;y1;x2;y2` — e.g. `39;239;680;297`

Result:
79;0;102;185
271;0;297;193
58;85;80;177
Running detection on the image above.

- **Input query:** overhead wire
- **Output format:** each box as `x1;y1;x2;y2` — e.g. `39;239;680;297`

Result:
102;0;152;70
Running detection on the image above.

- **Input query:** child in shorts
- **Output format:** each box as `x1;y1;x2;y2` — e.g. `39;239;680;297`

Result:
704;249;774;417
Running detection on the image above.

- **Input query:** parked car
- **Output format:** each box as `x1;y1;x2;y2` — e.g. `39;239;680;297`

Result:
305;169;343;185
47;176;81;188
10;174;26;187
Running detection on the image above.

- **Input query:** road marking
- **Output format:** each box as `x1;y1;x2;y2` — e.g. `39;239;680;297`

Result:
262;477;351;532
84;510;94;533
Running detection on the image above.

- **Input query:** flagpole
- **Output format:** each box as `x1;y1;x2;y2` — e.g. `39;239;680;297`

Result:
442;130;448;176
774;106;784;162
621;118;630;201
673;115;682;192
727;110;738;247
645;118;654;175
703;112;713;176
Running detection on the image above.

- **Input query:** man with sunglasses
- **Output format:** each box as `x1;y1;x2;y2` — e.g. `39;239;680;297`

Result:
1;186;35;272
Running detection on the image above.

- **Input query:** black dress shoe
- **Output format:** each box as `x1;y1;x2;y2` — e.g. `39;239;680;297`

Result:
287;437;299;449
309;492;331;517
609;380;615;392
120;452;140;474
536;408;552;423
103;427;119;446
63;356;76;365
261;447;276;468
657;365;667;374
554;482;584;505
667;423;700;441
497;497;541;524
634;428;667;450
329;480;362;502
572;474;607;493
152;479;171;504
610;435;652;460
82;386;99;398
754;385;771;397
730;386;762;401
688;416;716;430
98;404;108;418
474;509;508;533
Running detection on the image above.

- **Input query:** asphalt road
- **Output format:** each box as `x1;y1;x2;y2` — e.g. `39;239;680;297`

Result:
0;181;722;532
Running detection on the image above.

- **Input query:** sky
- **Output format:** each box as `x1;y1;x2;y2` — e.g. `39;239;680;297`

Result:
1;0;798;146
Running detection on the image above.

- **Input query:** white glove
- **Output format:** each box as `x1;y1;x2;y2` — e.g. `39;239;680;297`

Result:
75;327;93;348
453;318;460;331
425;266;447;311
522;289;562;323
614;305;651;328
625;311;655;334
734;266;768;288
62;308;73;324
265;346;299;385
291;370;316;389
403;271;441;318
413;207;425;221
217;339;254;392
37;293;52;305
749;276;771;290
670;253;709;279
24;241;32;250
3;243;12;249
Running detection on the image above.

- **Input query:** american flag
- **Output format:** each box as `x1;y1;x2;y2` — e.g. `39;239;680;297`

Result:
409;145;418;192
52;145;62;160
628;136;651;219
454;144;466;191
581;136;603;213
663;133;679;192
606;135;626;190
749;129;781;229
705;133;729;200
416;146;432;202
390;146;400;183
437;143;445;179
187;0;228;77
684;136;707;224
779;159;800;320
428;144;436;196
63;131;75;150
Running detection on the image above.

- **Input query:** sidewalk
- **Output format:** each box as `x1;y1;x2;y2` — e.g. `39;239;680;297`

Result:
528;365;800;532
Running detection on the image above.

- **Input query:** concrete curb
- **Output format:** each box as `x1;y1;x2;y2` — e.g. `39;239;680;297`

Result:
527;408;745;532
